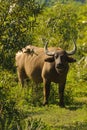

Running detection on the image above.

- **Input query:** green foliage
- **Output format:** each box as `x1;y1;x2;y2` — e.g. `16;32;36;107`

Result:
0;0;42;69
36;0;87;5
34;3;80;50
47;5;78;41
0;70;23;130
0;0;87;68
0;69;50;129
24;117;50;130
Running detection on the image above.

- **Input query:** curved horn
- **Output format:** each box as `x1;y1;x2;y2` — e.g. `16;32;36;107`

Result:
66;39;77;55
44;41;55;56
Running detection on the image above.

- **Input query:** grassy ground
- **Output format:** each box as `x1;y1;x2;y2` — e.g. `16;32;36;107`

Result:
25;96;87;130
0;68;87;130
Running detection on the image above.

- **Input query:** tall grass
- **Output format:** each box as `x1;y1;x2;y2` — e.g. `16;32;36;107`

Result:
0;64;87;130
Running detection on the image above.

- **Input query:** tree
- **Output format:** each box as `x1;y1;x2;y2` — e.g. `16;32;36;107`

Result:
35;3;79;49
0;0;42;69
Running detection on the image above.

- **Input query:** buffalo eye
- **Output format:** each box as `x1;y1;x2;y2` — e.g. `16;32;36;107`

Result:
61;55;68;62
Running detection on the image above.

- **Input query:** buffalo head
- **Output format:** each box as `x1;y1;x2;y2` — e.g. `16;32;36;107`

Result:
44;41;76;73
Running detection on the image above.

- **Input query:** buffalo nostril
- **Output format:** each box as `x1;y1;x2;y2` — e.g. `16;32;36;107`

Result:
56;63;63;68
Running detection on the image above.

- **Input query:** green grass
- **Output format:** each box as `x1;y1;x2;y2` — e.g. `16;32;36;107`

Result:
26;102;87;130
0;68;87;130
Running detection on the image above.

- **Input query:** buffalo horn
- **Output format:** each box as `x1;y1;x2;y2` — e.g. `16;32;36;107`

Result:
44;41;55;56
66;39;77;55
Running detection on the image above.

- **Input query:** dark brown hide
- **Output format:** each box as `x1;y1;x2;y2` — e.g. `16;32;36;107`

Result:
15;45;76;107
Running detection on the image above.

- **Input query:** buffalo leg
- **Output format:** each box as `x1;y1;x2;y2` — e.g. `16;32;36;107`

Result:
59;82;65;107
17;71;24;87
43;81;51;106
17;68;27;87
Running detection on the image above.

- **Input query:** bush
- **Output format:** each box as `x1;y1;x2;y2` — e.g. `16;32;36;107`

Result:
24;117;50;130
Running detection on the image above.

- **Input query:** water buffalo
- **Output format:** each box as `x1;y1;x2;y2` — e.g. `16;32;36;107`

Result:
15;41;76;107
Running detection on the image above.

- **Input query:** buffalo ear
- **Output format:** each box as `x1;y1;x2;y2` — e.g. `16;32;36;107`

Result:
67;56;76;63
44;56;54;62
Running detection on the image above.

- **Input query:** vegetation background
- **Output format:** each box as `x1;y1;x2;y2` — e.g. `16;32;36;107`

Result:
0;0;87;129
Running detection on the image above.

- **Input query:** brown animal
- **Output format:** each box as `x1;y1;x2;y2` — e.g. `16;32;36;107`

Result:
15;41;76;107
